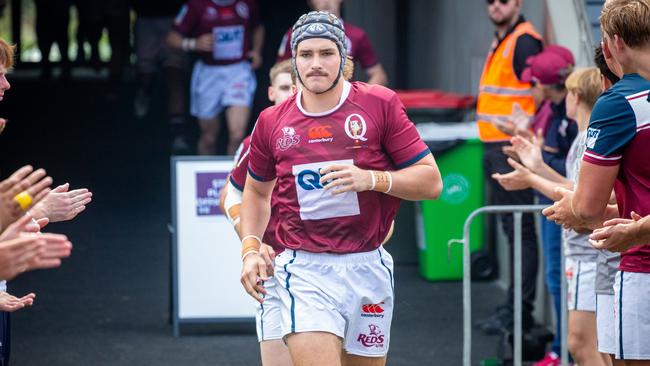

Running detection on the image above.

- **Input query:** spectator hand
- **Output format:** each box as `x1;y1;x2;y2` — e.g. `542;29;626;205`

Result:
491;158;533;191
510;102;532;131
23;232;73;271
510;135;543;172
495;120;517;136
0;166;52;231
0;214;48;241
30;183;93;222
0;291;35;312
0;118;6;135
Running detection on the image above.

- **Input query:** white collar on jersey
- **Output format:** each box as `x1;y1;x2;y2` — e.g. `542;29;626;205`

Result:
296;80;351;117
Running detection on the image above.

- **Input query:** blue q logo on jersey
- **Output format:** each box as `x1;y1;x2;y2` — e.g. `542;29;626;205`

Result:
297;169;323;190
292;159;360;220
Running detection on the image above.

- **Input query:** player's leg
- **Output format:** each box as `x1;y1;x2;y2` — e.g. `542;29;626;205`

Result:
225;106;250;155
257;276;293;366
222;62;256;154
190;62;223;155
261;340;293;366
568;310;605;365
287;332;343;366
197;117;220;155
273;250;347;366
341;354;387;366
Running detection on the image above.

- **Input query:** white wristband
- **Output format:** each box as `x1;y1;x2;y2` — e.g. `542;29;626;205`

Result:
241;250;259;261
241;235;262;245
182;38;196;51
385;171;393;194
368;170;376;191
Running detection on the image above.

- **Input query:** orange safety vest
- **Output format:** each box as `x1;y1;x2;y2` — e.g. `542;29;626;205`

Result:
477;21;542;142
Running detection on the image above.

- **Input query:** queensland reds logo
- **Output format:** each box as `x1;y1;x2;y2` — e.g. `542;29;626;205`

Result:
277;127;301;151
344;114;368;142
357;324;385;348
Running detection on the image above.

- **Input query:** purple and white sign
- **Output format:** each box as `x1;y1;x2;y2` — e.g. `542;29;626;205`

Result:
196;172;229;216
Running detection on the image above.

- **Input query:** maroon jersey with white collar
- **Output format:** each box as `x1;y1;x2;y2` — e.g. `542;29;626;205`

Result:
173;0;260;65
247;81;429;253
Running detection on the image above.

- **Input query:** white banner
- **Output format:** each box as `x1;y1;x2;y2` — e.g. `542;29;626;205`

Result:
171;157;255;335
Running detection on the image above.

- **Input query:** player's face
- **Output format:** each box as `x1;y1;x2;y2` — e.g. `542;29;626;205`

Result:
268;72;295;105
565;90;578;121
295;38;341;94
0;65;10;102
309;0;343;13
487;0;520;27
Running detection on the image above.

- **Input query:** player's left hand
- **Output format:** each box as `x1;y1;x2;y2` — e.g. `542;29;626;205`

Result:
319;164;372;195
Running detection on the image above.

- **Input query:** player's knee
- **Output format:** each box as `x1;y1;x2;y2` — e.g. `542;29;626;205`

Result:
567;328;588;357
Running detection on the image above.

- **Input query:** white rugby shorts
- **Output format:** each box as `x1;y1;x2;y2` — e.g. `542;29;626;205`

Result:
566;258;597;312
614;271;650;360
190;60;256;119
273;247;395;357
256;275;284;342
596;293;615;355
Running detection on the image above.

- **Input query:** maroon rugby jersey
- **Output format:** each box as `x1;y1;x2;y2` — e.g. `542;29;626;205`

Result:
276;21;379;70
248;81;430;253
173;0;260;65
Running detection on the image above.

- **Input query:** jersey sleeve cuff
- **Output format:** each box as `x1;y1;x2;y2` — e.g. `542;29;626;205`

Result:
582;151;622;167
229;175;244;192
247;166;274;182
396;148;431;169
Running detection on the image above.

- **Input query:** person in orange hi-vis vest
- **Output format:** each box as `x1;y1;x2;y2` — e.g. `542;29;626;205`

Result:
474;0;543;346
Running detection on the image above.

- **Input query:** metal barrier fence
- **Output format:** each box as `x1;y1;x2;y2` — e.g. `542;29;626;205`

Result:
449;205;570;366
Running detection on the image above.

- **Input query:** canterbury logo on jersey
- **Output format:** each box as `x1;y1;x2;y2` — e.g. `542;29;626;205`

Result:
308;125;334;144
361;303;385;318
292;160;360;220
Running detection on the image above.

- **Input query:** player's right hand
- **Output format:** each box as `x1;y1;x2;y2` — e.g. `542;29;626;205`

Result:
241;252;268;303
196;33;214;52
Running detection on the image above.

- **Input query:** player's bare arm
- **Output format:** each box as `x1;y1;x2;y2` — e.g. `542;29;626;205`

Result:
239;174;274;303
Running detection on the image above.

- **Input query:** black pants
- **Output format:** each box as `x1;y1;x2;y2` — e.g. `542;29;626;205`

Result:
483;142;539;314
0;311;10;366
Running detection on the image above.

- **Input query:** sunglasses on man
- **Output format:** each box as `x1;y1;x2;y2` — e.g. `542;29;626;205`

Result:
486;0;510;5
